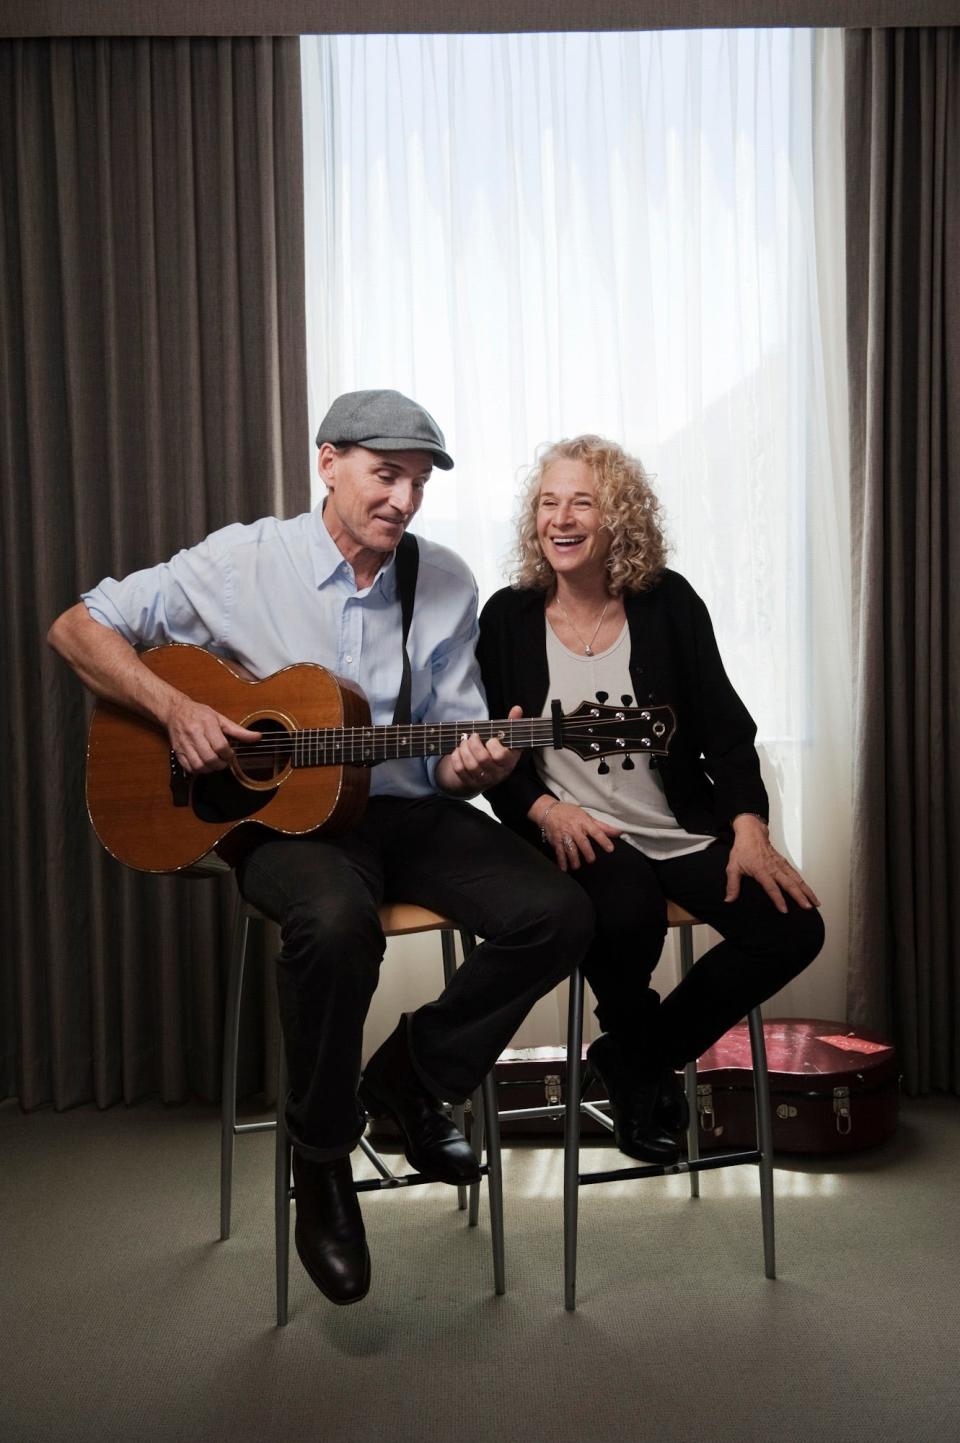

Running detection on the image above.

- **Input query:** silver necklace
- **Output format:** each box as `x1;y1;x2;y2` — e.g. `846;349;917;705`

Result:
553;597;610;655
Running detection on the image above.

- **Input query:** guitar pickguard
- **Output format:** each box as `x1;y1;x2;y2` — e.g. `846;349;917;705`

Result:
191;768;279;823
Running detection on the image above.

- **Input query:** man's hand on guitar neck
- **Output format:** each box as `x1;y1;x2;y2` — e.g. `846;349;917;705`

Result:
436;705;524;798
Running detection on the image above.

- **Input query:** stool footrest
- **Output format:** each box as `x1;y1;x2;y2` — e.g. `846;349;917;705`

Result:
498;1105;566;1122
354;1164;489;1193
579;1148;762;1186
580;1101;614;1131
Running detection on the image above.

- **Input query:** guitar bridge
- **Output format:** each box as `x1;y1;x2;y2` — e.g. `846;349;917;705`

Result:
169;752;190;807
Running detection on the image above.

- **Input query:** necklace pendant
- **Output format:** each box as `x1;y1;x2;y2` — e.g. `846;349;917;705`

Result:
554;595;610;657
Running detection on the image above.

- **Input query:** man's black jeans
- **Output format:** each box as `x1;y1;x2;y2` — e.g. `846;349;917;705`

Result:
237;795;593;1161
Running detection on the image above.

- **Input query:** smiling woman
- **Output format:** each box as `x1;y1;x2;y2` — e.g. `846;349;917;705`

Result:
476;431;824;1161
518;437;668;599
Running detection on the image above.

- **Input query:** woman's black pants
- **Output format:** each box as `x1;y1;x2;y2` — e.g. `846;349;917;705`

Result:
564;837;825;1071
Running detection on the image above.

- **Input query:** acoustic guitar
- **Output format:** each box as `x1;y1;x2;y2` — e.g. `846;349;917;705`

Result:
85;643;676;873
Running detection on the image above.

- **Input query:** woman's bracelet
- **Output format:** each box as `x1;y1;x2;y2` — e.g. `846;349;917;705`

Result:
539;800;562;842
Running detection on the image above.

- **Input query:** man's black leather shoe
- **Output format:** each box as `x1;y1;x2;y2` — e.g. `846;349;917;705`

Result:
359;1019;481;1185
292;1151;370;1305
585;1033;681;1165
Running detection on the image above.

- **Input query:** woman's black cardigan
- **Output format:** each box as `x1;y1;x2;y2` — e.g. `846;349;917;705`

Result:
476;570;769;853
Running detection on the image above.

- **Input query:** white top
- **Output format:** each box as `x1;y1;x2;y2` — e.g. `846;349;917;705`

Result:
536;621;715;860
82;507;487;798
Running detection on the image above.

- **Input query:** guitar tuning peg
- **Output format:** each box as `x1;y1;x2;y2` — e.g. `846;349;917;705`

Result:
621;694;633;706
597;759;610;775
595;691;608;703
622;757;635;771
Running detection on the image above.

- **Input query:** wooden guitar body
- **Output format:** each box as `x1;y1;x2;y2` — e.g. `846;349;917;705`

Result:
86;645;370;872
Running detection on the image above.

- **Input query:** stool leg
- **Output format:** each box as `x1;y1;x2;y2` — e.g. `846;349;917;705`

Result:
684;1058;700;1198
677;925;701;1199
747;1006;776;1279
275;1048;292;1326
564;969;585;1312
452;1100;468;1211
358;1131;396;1181
452;927;483;1225
440;930;468;1212
481;1070;506;1294
220;903;251;1241
468;1085;483;1227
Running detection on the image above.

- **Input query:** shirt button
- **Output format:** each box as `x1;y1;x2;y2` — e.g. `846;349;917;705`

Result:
345;655;353;664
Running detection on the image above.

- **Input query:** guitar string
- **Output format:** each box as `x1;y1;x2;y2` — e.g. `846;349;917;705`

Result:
207;715;668;752
208;717;665;757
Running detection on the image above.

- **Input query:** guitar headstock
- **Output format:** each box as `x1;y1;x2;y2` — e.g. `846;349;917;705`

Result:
556;699;676;760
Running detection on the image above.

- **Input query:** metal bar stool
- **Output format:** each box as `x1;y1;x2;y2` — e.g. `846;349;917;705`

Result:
496;901;775;1311
220;895;505;1325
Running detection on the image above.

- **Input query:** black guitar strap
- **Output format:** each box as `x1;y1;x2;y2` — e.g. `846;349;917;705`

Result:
391;532;420;726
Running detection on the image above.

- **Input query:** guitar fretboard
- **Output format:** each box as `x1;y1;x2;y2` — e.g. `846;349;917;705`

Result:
227;701;671;772
288;718;557;767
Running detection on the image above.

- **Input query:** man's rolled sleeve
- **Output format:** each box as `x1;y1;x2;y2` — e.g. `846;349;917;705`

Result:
81;533;233;650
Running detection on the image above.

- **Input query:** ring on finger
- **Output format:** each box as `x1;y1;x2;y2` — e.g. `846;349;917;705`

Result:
562;835;575;851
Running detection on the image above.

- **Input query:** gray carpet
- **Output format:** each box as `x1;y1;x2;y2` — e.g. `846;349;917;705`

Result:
2;1096;958;1443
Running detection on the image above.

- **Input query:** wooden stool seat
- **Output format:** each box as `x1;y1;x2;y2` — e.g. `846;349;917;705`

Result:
377;902;456;935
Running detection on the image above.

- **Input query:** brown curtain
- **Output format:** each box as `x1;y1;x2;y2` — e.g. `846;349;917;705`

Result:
0;37;308;1109
845;27;960;1094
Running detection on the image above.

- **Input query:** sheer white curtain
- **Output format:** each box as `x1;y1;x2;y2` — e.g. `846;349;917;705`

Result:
301;29;851;1046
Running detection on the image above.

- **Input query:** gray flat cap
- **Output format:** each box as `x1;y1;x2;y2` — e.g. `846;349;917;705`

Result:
315;389;454;470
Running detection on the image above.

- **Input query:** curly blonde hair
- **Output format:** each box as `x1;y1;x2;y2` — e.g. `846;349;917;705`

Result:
511;435;669;595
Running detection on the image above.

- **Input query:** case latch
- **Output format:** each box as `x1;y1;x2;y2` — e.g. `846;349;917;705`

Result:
544;1074;562;1107
833;1085;852;1134
697;1082;719;1133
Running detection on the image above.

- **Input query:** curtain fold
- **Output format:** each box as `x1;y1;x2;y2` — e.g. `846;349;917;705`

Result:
845;27;959;1094
0;36;308;1110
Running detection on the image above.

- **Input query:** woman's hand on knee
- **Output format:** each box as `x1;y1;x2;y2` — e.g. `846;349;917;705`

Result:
725;814;820;913
532;798;621;872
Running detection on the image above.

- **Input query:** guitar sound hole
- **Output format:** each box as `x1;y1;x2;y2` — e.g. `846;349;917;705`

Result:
234;717;290;782
191;719;287;823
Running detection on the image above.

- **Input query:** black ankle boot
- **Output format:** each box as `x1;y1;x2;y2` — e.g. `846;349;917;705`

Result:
586;1033;681;1165
292;1151;370;1305
654;1066;690;1134
360;1019;480;1185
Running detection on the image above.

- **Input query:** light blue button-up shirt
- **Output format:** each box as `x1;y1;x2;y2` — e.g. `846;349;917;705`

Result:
82;506;489;797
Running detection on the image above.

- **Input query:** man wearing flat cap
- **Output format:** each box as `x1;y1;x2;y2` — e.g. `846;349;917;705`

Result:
49;389;592;1306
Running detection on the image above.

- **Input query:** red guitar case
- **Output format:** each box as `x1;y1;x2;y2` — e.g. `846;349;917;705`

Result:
695;1017;899;1154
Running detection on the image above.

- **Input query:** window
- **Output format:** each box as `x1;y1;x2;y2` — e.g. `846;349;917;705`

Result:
302;30;851;1015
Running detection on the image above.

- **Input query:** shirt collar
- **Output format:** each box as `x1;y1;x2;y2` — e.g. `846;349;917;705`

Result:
309;503;398;598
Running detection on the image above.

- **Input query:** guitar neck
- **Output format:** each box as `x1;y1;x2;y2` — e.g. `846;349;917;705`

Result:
231;699;673;773
291;717;555;768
